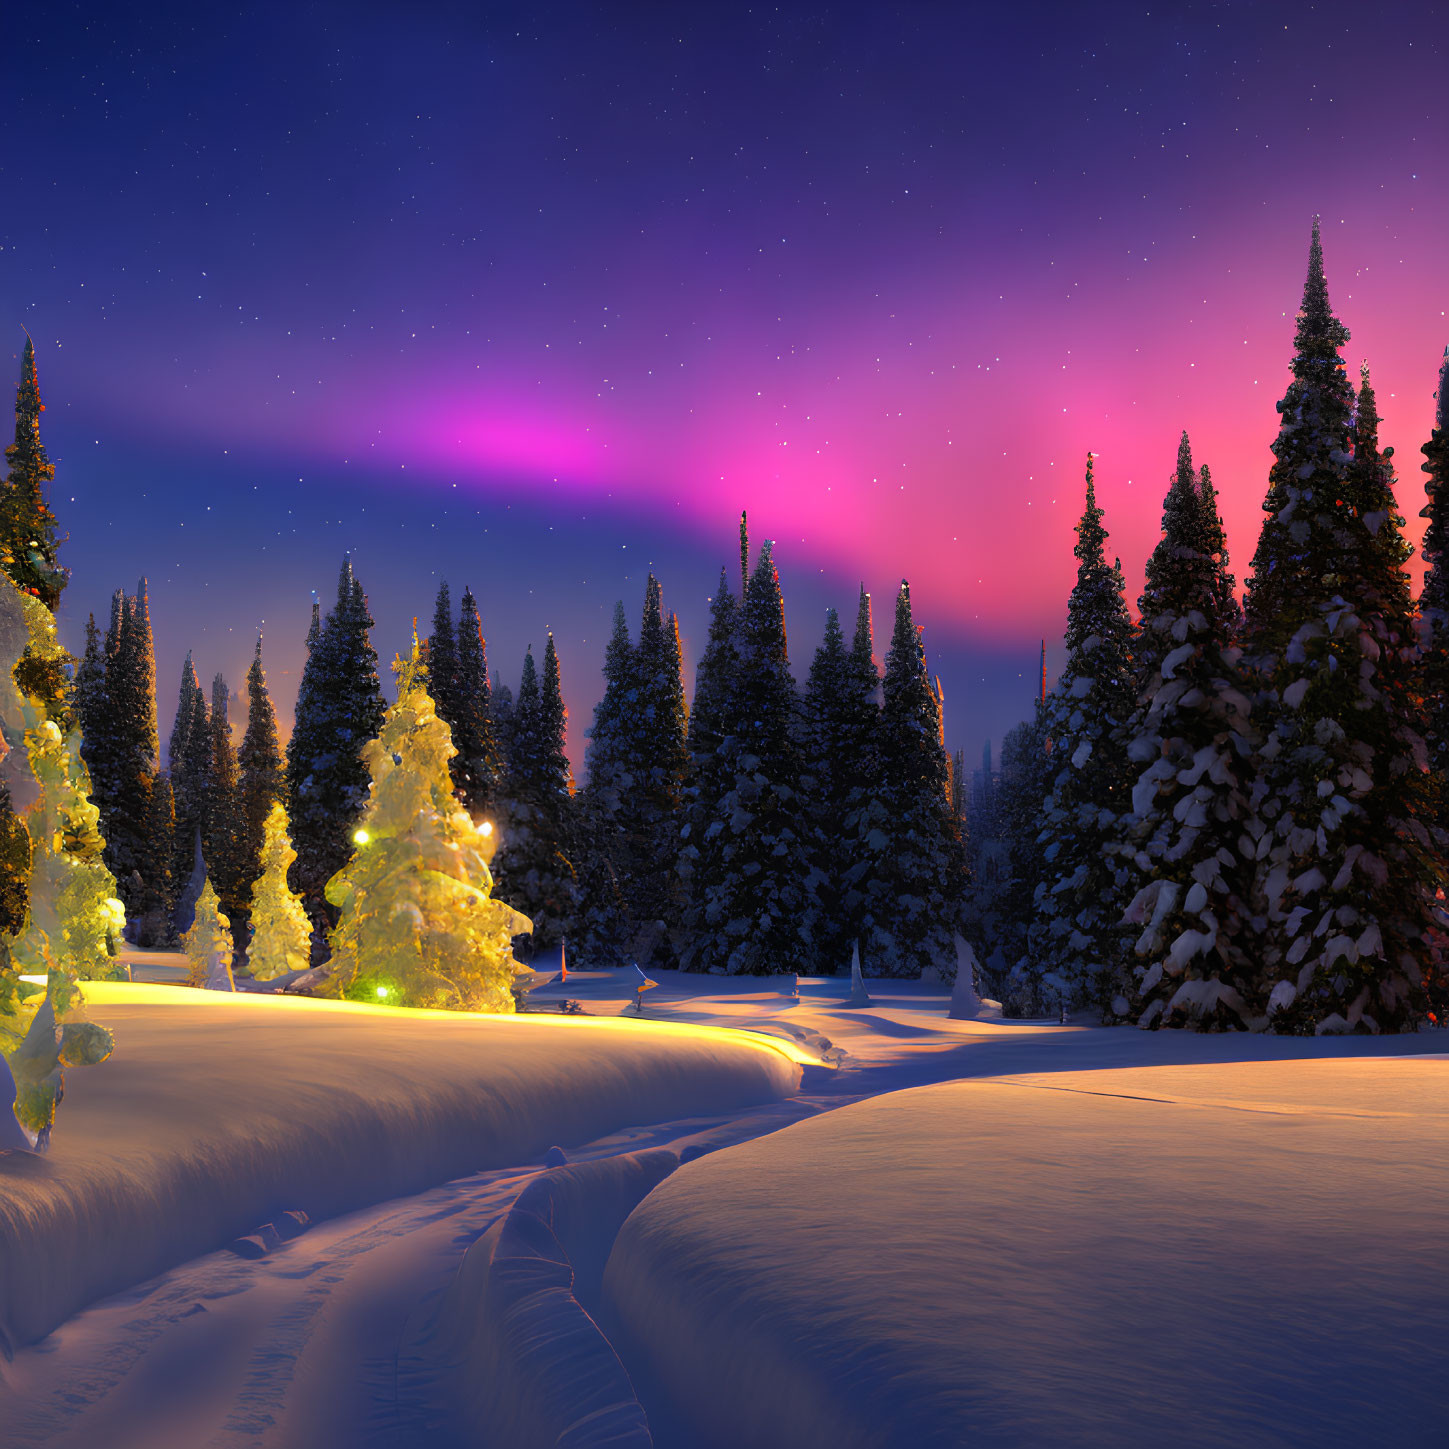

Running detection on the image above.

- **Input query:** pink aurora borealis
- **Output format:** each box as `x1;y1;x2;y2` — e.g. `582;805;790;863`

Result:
4;4;1446;767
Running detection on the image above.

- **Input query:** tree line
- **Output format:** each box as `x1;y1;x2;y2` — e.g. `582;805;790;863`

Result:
44;522;967;977
966;222;1449;1033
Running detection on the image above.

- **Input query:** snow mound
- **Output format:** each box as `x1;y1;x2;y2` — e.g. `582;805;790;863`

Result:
603;1059;1449;1448
0;983;800;1351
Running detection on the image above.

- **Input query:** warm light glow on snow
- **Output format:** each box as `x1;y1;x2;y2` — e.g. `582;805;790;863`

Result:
479;820;494;837
353;828;371;846
78;982;824;1067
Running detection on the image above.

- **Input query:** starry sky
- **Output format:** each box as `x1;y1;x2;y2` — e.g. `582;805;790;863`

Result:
2;1;1446;773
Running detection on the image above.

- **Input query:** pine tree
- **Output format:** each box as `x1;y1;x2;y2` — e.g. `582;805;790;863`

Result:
1418;348;1449;833
246;802;313;980
860;581;965;977
287;557;386;946
1027;456;1137;1012
182;878;234;990
426;580;463;752
103;580;171;939
452;587;501;818
1;574;121;1146
237;636;285;917
168;653;211;912
984;709;1055;1009
620;577;689;960
205;674;248;928
1116;433;1259;1029
326;640;531;1009
1245;227;1444;1031
1;338;67;611
800;599;883;974
576;602;636;963
681;542;818;974
493;639;576;953
679;569;741;952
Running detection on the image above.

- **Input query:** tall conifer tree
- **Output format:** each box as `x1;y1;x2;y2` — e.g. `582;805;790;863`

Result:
1245;228;1443;1031
801;595;883;974
861;581;965;977
452;587;501;817
286;557;386;945
237;636;285;914
1027;457;1137;1012
1117;434;1258;1028
678;569;741;957
622;576;689;960
1418;348;1449;832
426;580;462;751
104;580;171;939
169;654;211;899
493;639;576;952
1;338;66;611
205;674;247;927
681;542;818;974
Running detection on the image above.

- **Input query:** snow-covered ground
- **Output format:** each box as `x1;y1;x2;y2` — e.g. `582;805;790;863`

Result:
607;1057;1448;1448
0;980;803;1353
1;962;1444;1447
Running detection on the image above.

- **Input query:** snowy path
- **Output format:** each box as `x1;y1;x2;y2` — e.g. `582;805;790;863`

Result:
0;1091;834;1449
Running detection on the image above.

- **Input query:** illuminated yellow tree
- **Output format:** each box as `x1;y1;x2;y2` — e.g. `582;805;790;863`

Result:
247;801;312;980
325;638;532;1011
0;577;120;1148
183;877;235;990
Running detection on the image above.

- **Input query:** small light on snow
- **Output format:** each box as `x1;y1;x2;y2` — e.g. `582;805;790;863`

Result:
375;985;389;999
480;820;495;837
354;829;370;846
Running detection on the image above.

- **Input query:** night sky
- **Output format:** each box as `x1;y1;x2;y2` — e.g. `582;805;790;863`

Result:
3;2;1445;772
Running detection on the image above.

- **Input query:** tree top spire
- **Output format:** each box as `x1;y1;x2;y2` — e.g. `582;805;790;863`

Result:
1295;215;1349;357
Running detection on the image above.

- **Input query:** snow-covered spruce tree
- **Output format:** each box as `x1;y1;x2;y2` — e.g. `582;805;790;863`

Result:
1416;347;1449;835
983;709;1055;1009
681;542;819;975
182;877;234;991
799;606;856;976
1243;226;1444;1032
858;581;965;978
1;338;67;612
246;802;313;980
1115;433;1259;1029
237;636;285;916
103;580;171;940
1027;457;1137;1013
453;587;502;818
800;594;884;974
326;639;532;1010
620;577;689;961
205;673;248;929
582;603;634;871
575;601;637;963
286;557;386;949
167;653;212;927
426;580;463;743
678;568;741;961
493;637;576;954
491;676;516;770
0;576;121;1148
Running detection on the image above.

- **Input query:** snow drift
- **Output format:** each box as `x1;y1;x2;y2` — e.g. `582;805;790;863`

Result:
0;983;800;1352
603;1058;1449;1448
